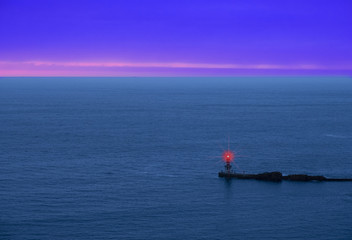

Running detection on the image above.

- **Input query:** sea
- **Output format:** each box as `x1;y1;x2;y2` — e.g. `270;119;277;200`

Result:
1;77;352;240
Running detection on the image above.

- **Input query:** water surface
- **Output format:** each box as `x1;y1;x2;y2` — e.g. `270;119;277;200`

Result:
1;77;352;239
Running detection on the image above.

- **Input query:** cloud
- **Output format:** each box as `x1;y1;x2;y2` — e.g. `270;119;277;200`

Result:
0;60;351;76
24;61;315;69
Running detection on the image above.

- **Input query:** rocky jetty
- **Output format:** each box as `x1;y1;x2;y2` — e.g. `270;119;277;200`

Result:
218;171;352;182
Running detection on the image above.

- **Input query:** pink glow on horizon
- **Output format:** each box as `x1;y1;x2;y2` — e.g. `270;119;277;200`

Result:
11;60;352;70
1;60;352;76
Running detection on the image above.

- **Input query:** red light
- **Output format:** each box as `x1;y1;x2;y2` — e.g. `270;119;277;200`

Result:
223;150;234;163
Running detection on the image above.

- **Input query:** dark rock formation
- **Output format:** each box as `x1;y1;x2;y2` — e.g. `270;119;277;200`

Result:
218;172;282;182
283;174;327;181
218;171;352;182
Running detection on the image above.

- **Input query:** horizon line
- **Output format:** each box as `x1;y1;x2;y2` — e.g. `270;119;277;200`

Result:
1;60;352;70
1;75;351;78
1;60;351;77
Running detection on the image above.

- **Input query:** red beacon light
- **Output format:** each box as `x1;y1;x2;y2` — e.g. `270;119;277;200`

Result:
223;150;235;163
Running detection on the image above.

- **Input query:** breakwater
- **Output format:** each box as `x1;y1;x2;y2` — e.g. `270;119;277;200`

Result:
218;171;352;182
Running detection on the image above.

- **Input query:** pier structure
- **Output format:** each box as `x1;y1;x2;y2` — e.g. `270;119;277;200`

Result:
218;145;352;182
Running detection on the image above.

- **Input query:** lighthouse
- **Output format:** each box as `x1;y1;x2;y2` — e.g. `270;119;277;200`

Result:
223;150;234;173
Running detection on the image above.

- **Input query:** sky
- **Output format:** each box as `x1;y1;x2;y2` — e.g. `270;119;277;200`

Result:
0;0;351;76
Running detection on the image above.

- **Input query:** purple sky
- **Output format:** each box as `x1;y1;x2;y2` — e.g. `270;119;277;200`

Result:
1;0;351;76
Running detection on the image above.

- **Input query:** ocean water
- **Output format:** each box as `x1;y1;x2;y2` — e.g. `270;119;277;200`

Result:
1;77;352;240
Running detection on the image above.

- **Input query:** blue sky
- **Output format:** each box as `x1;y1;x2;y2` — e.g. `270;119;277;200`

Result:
0;0;351;76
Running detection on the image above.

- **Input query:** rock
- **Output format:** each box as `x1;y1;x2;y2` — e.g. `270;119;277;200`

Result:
254;172;282;182
218;171;352;182
284;174;327;181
